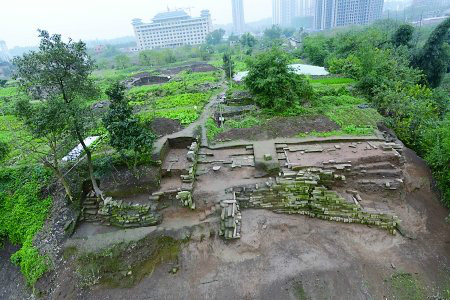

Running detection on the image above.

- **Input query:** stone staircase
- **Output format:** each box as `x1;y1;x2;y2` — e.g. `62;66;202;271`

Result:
82;191;101;223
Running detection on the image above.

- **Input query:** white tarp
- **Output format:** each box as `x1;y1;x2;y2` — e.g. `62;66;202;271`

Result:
233;64;329;82
62;136;100;162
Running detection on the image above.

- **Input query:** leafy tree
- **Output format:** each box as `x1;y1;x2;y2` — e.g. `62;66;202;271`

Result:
14;98;74;201
103;82;155;169
0;140;9;162
13;30;103;198
0;79;7;87
413;17;450;87
223;52;235;80
392;24;415;47
264;25;283;40
282;28;296;38
115;54;131;69
162;49;177;64
199;45;214;61
206;29;225;45
244;47;313;110
228;34;239;43
240;33;258;54
302;35;332;66
138;50;153;66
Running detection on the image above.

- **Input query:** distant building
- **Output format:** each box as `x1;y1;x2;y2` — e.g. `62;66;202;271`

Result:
0;41;10;62
273;0;297;27
315;0;384;30
94;44;106;54
412;16;449;26
232;0;246;34
295;0;315;17
132;10;212;50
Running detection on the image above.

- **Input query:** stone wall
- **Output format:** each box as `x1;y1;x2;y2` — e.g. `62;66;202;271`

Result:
227;169;399;234
82;193;161;228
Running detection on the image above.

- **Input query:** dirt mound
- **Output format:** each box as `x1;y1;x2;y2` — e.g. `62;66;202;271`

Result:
216;115;340;141
159;62;217;76
150;118;184;136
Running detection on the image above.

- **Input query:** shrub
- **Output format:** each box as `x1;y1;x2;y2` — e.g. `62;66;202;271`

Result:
0;166;52;286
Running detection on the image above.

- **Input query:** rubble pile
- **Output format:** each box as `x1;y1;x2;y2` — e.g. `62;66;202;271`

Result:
181;141;200;184
82;193;161;228
176;191;195;210
219;198;242;240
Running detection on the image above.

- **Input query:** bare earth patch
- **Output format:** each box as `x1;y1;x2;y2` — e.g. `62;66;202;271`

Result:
150;118;184;136
216;115;340;141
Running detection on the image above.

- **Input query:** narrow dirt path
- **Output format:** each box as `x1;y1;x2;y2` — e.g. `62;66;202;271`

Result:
152;81;227;157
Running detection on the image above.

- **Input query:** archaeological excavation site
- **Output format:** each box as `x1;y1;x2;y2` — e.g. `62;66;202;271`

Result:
41;72;449;300
2;25;450;300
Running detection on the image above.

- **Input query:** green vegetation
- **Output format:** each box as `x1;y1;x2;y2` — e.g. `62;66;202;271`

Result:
309;77;355;85
0;166;52;286
302;18;450;208
245;47;313;110
293;281;310;300
13;30;103;198
223;52;235;80
103;82;155;169
77;236;182;288
138;92;212;125
389;272;425;300
224;116;262;129
205;118;223;142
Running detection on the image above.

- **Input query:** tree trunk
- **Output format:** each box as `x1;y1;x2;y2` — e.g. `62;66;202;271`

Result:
44;160;73;202
57;170;74;202
74;126;104;200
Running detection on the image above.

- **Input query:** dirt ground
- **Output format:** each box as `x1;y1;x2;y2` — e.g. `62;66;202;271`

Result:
46;149;450;300
216;115;340;142
0;243;29;300
158;62;217;76
150;118;184;136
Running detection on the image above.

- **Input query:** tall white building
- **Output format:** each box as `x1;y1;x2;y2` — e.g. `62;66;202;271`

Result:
315;0;384;30
0;41;9;62
295;0;316;17
132;10;212;50
232;0;246;34
273;0;297;27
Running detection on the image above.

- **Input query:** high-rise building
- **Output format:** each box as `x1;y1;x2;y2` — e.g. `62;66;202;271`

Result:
231;0;245;34
0;41;10;62
132;10;212;50
273;0;297;27
295;0;316;17
315;0;384;30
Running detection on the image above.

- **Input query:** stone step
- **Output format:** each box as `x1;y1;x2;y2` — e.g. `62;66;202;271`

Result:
83;204;99;210
83;209;99;215
351;169;403;178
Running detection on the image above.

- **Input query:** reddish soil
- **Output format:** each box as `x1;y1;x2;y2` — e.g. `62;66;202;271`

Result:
150;118;184;136
216;115;340;142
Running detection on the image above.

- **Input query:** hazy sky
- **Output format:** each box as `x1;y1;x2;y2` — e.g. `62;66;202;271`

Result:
1;0;272;48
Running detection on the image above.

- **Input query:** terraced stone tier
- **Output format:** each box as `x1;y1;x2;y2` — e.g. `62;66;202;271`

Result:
228;170;399;235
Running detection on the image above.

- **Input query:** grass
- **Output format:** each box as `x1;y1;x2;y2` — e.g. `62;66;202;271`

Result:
0;115;48;165
390;272;426;300
0;86;18;97
293;281;310;300
0;166;53;286
77;236;182;288
138;94;210;125
129;70;221;125
205;118;224;143
309;77;355;85
224;116;262;129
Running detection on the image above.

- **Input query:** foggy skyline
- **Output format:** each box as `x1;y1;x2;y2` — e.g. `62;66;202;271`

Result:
0;0;272;48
